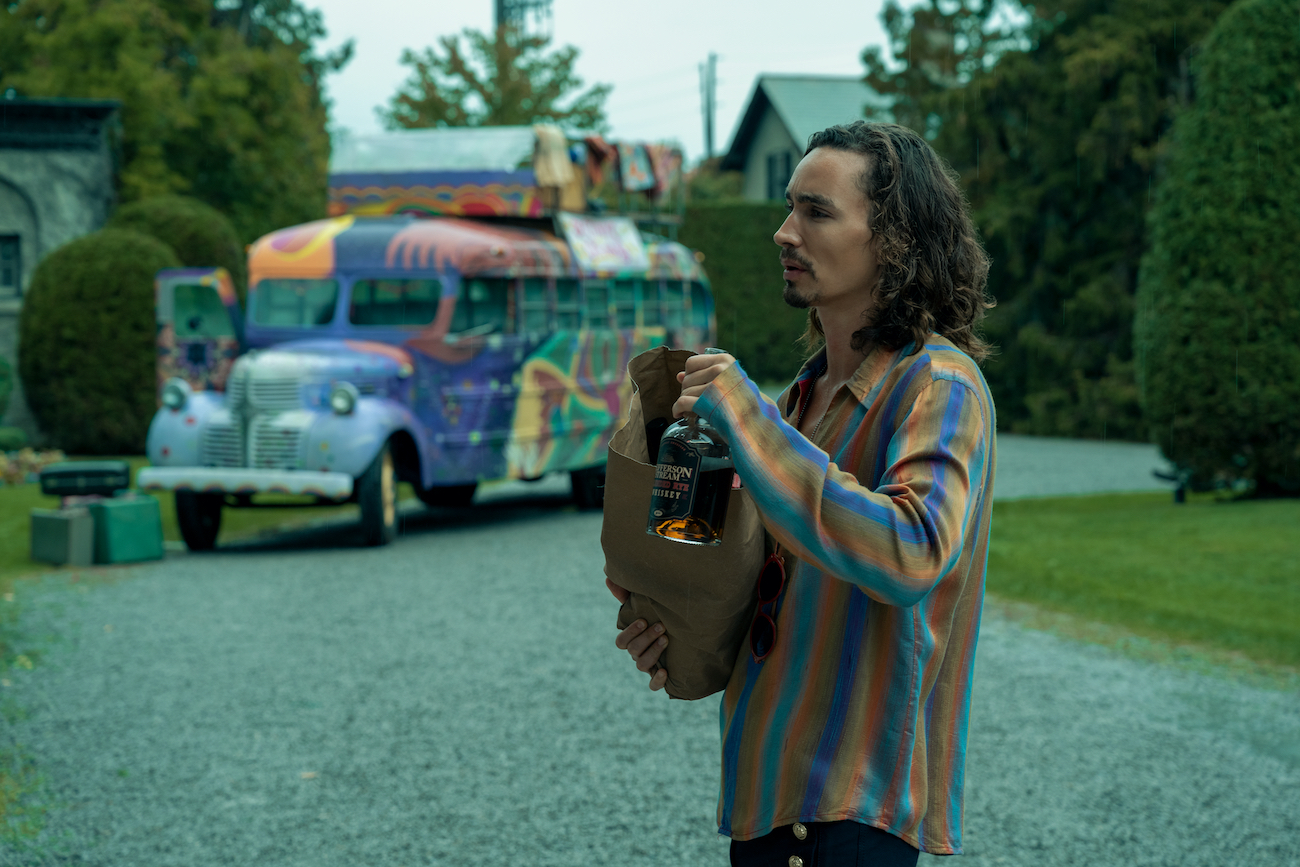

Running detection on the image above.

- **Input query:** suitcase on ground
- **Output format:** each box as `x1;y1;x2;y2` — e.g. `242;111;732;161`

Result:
30;507;95;567
87;493;164;564
39;461;131;499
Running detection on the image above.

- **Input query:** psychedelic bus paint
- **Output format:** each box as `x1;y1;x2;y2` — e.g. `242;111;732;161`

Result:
139;215;714;544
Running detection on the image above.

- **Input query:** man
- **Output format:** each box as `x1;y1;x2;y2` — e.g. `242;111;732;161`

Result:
610;121;997;865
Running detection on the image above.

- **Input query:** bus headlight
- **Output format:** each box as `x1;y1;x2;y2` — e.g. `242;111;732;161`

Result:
161;378;192;411
330;382;359;415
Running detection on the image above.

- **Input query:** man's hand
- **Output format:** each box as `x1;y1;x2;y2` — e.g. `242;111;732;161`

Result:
671;351;737;418
615;618;670;691
608;579;669;691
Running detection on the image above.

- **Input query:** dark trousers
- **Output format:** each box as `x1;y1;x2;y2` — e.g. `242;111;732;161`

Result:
730;821;920;867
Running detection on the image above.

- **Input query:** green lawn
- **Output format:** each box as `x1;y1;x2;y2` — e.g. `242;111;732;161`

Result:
987;492;1300;669
0;457;414;589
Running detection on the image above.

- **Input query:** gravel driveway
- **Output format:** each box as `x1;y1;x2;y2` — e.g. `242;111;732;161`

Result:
1;438;1295;866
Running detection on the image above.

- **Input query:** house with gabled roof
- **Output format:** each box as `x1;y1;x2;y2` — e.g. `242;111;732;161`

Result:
720;74;892;201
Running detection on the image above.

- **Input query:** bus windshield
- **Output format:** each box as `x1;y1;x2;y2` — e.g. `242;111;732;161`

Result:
253;279;339;327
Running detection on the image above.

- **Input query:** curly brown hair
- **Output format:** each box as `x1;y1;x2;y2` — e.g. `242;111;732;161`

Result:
800;121;995;362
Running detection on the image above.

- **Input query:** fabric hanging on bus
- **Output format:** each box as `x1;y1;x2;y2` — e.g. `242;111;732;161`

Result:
617;143;656;192
584;135;617;187
644;144;682;200
533;124;576;187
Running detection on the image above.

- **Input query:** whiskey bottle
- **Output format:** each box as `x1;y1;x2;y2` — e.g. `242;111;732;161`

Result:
646;349;736;546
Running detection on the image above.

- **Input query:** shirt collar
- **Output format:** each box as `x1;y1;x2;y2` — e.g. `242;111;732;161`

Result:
782;342;909;418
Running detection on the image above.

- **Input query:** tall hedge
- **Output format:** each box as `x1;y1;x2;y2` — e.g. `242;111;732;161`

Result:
107;195;247;300
1135;0;1300;494
18;230;181;454
0;355;12;419
680;202;810;385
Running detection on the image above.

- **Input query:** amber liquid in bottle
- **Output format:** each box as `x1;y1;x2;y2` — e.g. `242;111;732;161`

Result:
646;350;735;546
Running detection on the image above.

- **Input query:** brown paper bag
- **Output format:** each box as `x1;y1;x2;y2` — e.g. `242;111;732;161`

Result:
601;346;766;700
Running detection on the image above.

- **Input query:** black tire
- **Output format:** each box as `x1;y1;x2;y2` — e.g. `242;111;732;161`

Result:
175;490;222;551
415;482;477;509
571;466;605;510
358;442;398;546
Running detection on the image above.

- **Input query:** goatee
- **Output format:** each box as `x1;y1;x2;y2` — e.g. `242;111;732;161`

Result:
783;282;813;309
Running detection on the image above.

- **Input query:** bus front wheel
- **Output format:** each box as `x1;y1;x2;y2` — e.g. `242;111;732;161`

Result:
358;442;398;546
176;490;222;551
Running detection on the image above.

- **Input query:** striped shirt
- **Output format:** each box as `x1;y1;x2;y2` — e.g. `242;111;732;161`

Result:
692;335;996;855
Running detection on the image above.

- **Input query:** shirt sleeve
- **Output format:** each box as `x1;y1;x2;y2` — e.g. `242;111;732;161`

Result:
694;360;989;608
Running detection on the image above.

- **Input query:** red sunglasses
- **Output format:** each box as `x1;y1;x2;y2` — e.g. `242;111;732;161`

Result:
750;544;786;662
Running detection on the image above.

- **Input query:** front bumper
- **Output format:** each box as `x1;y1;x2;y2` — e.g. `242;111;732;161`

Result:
137;467;354;499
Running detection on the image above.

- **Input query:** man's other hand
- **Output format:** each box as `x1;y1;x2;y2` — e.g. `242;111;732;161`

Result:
615;618;670;692
672;351;737;418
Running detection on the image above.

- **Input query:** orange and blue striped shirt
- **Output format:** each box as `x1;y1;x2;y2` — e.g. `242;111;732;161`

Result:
693;335;996;855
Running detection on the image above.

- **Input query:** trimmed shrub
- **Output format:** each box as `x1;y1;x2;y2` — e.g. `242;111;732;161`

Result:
680;202;810;385
107;195;246;300
0;355;11;419
18;229;181;455
1135;0;1300;494
0;427;26;451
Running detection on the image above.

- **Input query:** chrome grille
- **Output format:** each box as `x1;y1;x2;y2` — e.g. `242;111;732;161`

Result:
249;378;301;410
226;373;246;408
200;422;243;468
249;418;303;470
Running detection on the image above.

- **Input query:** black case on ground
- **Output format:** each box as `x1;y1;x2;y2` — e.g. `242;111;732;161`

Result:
39;461;132;498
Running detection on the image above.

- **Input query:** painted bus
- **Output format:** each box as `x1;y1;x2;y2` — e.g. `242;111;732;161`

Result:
137;214;714;548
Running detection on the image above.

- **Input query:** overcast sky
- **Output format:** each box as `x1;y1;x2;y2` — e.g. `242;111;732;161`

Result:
304;0;896;165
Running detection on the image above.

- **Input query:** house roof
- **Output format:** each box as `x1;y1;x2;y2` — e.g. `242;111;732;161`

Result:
720;75;891;171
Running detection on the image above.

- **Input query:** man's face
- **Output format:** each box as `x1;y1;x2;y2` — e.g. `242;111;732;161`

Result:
775;147;878;318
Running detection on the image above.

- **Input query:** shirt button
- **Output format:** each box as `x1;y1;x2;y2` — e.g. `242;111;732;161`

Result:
792;823;808;841
788;856;804;867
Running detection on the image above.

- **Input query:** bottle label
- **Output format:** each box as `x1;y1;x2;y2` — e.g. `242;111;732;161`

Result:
649;437;700;522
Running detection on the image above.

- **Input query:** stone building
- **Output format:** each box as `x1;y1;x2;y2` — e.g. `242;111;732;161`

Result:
0;97;120;439
720;75;892;201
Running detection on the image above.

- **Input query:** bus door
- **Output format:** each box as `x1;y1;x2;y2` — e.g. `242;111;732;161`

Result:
155;267;244;397
425;275;517;482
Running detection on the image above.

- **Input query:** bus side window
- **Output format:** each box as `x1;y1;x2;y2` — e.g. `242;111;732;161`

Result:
450;281;471;333
638;281;663;327
688;282;711;329
521;278;550;332
349;278;439;327
613;279;636;329
584;281;610;329
451;278;511;333
663;282;686;330
462;278;511;332
555;279;581;329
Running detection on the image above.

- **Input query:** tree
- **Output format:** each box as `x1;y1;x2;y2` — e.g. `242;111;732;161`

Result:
1135;0;1300;496
864;0;1231;440
0;0;351;242
107;195;247;297
380;26;609;131
686;157;744;202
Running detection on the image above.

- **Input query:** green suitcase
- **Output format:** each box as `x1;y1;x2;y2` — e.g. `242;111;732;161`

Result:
87;493;164;565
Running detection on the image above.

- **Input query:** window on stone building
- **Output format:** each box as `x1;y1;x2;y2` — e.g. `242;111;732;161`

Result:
0;236;19;297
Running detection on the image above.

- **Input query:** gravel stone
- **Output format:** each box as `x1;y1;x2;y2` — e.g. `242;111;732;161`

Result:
0;441;1293;866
